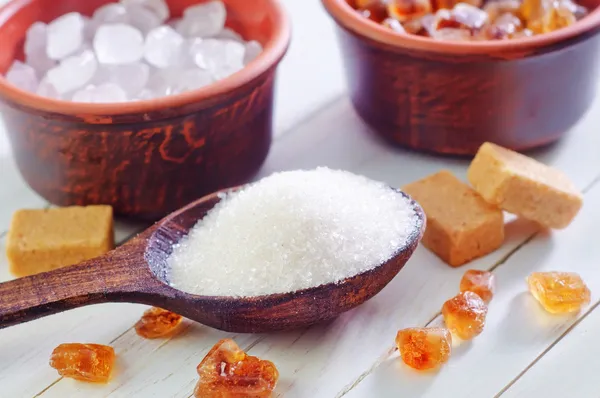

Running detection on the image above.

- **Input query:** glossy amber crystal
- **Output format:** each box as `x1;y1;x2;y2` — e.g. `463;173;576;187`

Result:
194;339;279;398
527;272;591;314
49;343;115;383
388;0;432;21
442;291;488;340
135;307;183;339
460;269;496;303
396;327;452;370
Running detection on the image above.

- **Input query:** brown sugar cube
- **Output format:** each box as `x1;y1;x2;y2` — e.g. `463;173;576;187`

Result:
6;206;114;277
403;170;504;267
467;142;582;229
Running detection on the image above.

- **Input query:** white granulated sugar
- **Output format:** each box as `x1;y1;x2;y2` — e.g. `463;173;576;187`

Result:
168;168;417;297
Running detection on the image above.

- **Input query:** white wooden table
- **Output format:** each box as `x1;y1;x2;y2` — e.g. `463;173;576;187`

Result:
1;1;600;396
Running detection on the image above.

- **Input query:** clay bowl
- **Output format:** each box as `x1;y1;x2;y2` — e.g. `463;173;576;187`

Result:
0;187;426;333
322;0;600;155
0;0;290;220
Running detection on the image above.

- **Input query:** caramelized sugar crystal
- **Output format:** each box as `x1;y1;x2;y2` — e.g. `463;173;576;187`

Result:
195;339;279;398
388;0;433;21
460;269;496;303
402;14;436;35
521;0;578;33
135;307;183;339
50;343;115;383
357;0;391;22
383;17;407;32
482;0;521;21
433;0;482;12
442;291;488;340
527;272;591;314
396;327;452;370
435;3;489;32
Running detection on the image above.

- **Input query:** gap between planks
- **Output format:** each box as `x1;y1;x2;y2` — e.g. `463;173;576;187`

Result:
493;298;600;397
336;169;600;398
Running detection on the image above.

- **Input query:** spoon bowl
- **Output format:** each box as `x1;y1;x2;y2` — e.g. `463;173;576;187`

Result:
0;187;425;333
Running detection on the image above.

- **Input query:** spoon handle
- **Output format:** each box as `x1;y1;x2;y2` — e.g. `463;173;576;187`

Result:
0;250;154;329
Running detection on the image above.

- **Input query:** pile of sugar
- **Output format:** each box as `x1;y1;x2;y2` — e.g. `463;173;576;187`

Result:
3;0;262;103
167;168;418;297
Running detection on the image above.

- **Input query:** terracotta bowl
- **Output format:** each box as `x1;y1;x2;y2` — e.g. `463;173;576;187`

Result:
0;0;290;220
322;0;600;155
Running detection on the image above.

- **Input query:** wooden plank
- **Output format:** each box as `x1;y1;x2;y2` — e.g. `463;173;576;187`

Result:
37;90;600;397
500;304;600;398
344;177;600;398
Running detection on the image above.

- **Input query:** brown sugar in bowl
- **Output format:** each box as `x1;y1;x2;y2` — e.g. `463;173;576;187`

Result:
0;0;290;220
322;0;600;155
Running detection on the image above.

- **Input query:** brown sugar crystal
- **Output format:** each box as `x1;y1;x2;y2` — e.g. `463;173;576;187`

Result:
396;327;452;370
403;170;504;267
6;206;114;277
527;272;591;314
135;307;183;339
468;142;582;229
442;291;488;340
50;343;115;383
195;339;279;398
460;269;496;303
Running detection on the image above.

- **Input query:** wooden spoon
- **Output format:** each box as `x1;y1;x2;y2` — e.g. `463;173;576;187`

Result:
0;188;425;333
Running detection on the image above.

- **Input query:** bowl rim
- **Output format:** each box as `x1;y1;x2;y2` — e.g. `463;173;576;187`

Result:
0;0;291;116
322;0;600;55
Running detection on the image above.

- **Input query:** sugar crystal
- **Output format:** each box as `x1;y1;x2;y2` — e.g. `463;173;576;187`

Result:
93;63;150;97
9;1;259;102
37;78;60;99
243;40;263;65
5;61;38;93
125;4;163;34
93;3;128;24
168;168;418;297
121;0;170;22
177;1;226;38
46;50;97;94
24;22;56;76
214;27;244;42
144;26;185;68
46;12;85;60
72;83;127;103
94;24;144;65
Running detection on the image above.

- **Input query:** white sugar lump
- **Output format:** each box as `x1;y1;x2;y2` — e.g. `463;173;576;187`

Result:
72;83;127;103
5;61;38;92
36;78;60;98
144;26;184;68
168;168;418;297
46;50;97;94
244;40;263;65
214;27;243;42
93;3;128;24
8;2;263;102
191;38;244;79
24;22;55;76
46;12;85;60
126;4;163;34
121;0;170;22
94;24;144;64
93;63;150;97
177;0;226;38
172;69;213;92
